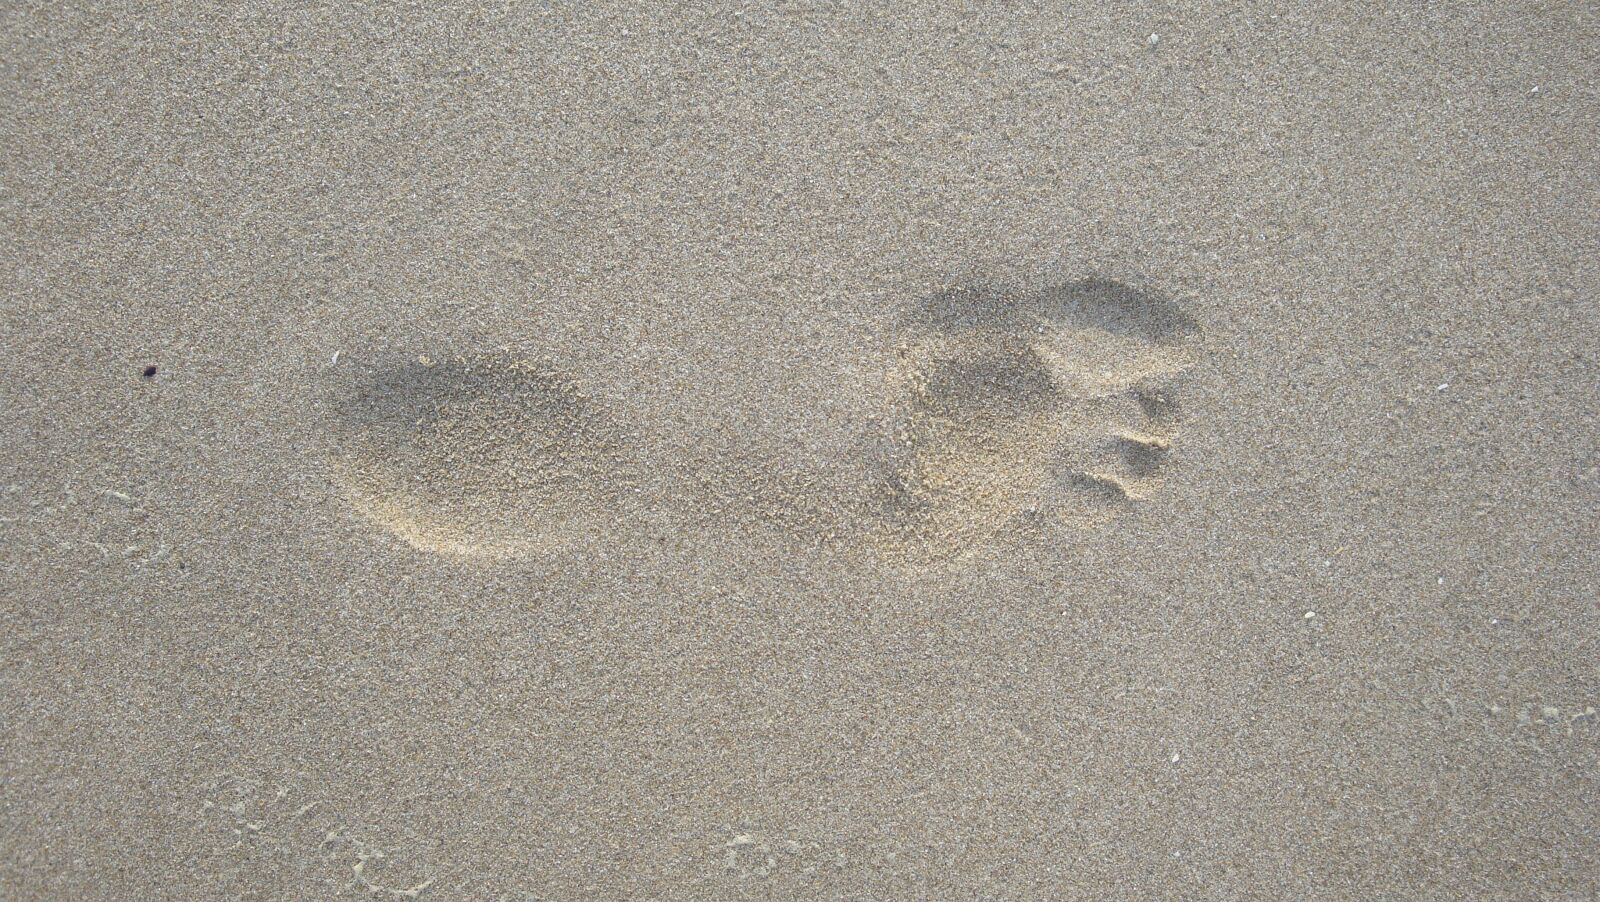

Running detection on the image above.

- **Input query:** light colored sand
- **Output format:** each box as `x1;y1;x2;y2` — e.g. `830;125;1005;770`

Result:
3;2;1598;899
328;352;634;558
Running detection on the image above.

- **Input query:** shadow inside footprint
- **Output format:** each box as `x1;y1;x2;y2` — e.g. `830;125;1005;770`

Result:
916;343;1060;421
327;353;628;558
913;278;1197;345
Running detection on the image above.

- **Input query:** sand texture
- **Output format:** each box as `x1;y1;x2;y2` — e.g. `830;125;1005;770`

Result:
3;2;1598;899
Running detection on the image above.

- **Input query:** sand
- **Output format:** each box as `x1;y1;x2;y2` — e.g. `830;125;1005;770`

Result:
3;2;1597;899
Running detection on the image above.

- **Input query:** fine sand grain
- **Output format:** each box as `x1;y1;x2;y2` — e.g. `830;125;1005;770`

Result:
3;2;1597;899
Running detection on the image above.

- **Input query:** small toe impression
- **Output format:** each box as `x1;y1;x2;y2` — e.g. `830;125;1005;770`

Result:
1110;431;1171;477
1068;470;1139;502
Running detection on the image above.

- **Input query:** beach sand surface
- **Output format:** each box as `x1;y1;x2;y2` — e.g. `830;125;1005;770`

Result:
3;2;1597;898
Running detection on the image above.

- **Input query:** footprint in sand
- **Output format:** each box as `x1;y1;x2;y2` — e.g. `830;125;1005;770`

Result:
868;278;1199;559
324;282;1194;563
326;353;630;559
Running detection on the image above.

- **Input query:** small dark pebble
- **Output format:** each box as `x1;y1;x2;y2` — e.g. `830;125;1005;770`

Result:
142;365;158;379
